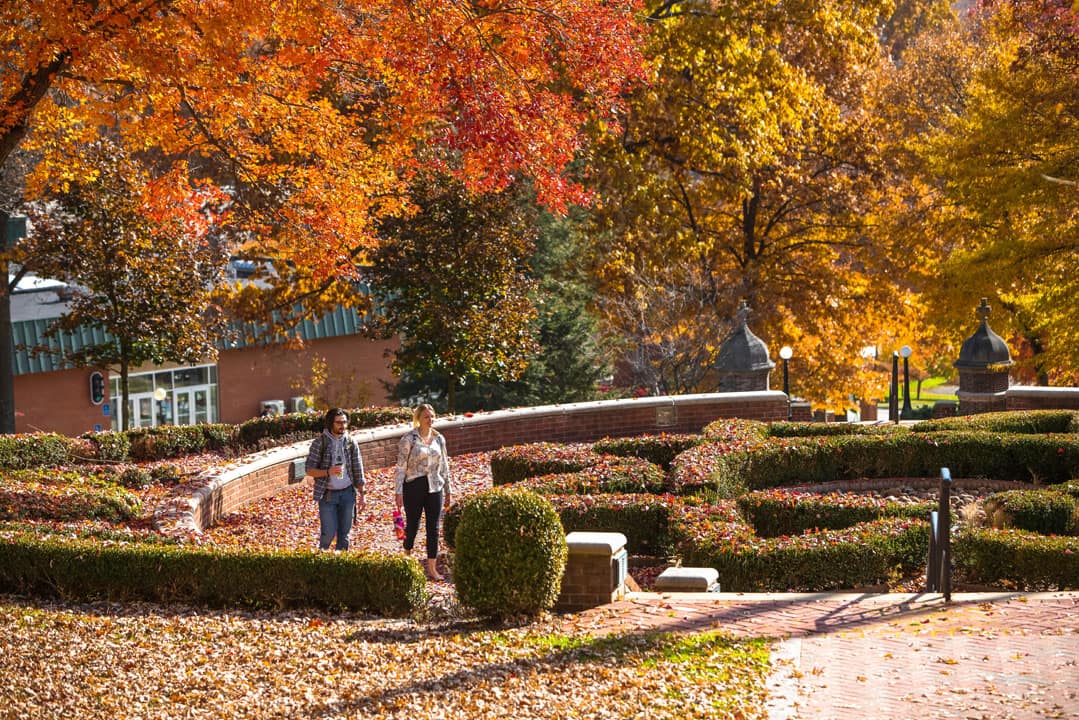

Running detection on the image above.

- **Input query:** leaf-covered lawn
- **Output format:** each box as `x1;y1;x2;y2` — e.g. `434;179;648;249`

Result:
0;598;772;720
0;450;775;719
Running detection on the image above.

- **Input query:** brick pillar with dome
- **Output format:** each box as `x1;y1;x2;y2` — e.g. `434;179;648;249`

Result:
954;298;1013;415
715;300;776;393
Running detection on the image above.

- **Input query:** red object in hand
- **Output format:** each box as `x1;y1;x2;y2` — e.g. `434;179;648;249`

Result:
393;510;406;540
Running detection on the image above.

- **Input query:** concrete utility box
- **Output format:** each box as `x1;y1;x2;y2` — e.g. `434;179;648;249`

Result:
556;531;628;611
655;566;720;593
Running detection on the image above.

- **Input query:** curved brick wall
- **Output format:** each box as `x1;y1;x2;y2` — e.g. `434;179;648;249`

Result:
153;391;788;534
1005;386;1079;411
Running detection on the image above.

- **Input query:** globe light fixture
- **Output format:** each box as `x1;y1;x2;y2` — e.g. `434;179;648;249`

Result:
779;346;793;420
900;345;913;418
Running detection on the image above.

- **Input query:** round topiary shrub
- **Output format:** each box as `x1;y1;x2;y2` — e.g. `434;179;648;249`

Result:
452;487;567;618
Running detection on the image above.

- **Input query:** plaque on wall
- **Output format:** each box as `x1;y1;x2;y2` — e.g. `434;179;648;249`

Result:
655;405;676;427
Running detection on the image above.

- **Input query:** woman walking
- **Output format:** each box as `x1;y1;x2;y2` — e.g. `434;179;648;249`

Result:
394;403;453;580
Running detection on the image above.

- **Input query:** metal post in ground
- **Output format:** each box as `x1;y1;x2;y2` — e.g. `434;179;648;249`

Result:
927;510;939;592
939;467;952;601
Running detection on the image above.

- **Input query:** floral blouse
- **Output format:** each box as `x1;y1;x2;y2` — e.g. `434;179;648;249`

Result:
393;428;452;496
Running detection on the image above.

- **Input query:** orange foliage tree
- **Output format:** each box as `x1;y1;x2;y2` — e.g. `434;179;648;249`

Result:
0;0;646;427
4;0;644;273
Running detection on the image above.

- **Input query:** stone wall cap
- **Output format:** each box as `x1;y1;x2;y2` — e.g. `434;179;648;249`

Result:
1006;386;1079;398
423;392;786;431
956;390;1009;399
565;531;627;554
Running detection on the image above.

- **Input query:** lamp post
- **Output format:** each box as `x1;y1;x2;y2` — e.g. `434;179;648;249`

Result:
889;351;899;424
900;345;913;419
779;346;793;421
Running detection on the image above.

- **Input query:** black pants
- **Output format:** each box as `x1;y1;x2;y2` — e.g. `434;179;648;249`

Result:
402;476;443;559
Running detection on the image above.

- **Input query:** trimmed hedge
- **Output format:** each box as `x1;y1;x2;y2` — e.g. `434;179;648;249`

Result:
234;406;412;448
915;409;1079;435
488;443;600;485
127;425;210;461
548;493;679;556
738;490;934;538
765;422;909;438
699;418;769;443
592;433;704;470
0;470;141;522
517;457;667;496
983;489;1078;536
0;536;426;615
0;433;70;469
955;527;1079;590
1055;479;1079;500
81;431;131;462
675;515;929;592
669;441;750;496
708;433;1079;491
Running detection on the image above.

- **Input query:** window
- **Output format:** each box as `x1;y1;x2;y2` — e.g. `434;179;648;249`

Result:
110;364;219;430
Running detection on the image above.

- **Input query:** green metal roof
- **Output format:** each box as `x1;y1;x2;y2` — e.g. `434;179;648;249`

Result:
10;304;374;376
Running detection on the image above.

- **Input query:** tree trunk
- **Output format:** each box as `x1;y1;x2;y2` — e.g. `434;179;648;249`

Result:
447;376;456;415
0;274;15;433
120;360;131;431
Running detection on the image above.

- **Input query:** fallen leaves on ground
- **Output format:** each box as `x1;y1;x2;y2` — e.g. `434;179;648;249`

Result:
0;596;772;720
2;451;777;719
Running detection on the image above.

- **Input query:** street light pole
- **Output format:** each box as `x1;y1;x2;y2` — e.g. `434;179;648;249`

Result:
889;351;899;424
780;346;793;421
900;345;913;419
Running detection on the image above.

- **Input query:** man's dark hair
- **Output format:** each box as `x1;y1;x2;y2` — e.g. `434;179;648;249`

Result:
324;408;348;431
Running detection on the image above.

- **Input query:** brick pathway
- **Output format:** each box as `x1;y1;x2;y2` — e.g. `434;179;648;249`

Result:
560;591;1079;719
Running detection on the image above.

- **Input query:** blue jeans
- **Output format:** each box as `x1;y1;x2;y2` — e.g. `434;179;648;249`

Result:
318;485;356;550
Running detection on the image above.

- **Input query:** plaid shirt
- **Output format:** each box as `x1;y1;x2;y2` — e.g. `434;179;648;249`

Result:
307;430;365;501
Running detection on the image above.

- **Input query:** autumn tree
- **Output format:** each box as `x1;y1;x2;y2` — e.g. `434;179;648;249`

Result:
394;206;613;412
0;0;646;427
586;0;936;406
24;139;227;430
367;175;540;414
877;0;1079;383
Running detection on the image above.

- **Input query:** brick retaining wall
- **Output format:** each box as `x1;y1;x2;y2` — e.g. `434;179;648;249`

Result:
1005;386;1079;411
154;392;789;534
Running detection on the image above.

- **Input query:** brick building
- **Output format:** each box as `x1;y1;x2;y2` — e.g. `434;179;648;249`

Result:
10;273;397;436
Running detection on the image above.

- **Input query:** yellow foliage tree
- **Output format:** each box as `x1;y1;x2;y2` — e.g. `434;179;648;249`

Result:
587;0;940;407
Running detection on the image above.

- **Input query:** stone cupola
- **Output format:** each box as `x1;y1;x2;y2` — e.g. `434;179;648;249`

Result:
954;298;1012;414
715;300;775;392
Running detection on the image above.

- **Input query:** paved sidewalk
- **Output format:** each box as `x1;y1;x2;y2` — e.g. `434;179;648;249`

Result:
562;591;1079;719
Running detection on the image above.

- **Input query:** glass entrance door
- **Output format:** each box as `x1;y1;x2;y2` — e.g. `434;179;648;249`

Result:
173;388;212;425
111;364;218;430
175;390;192;425
126;394;157;429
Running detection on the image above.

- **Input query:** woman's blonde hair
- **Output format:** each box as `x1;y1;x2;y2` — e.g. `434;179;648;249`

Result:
412;403;436;427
